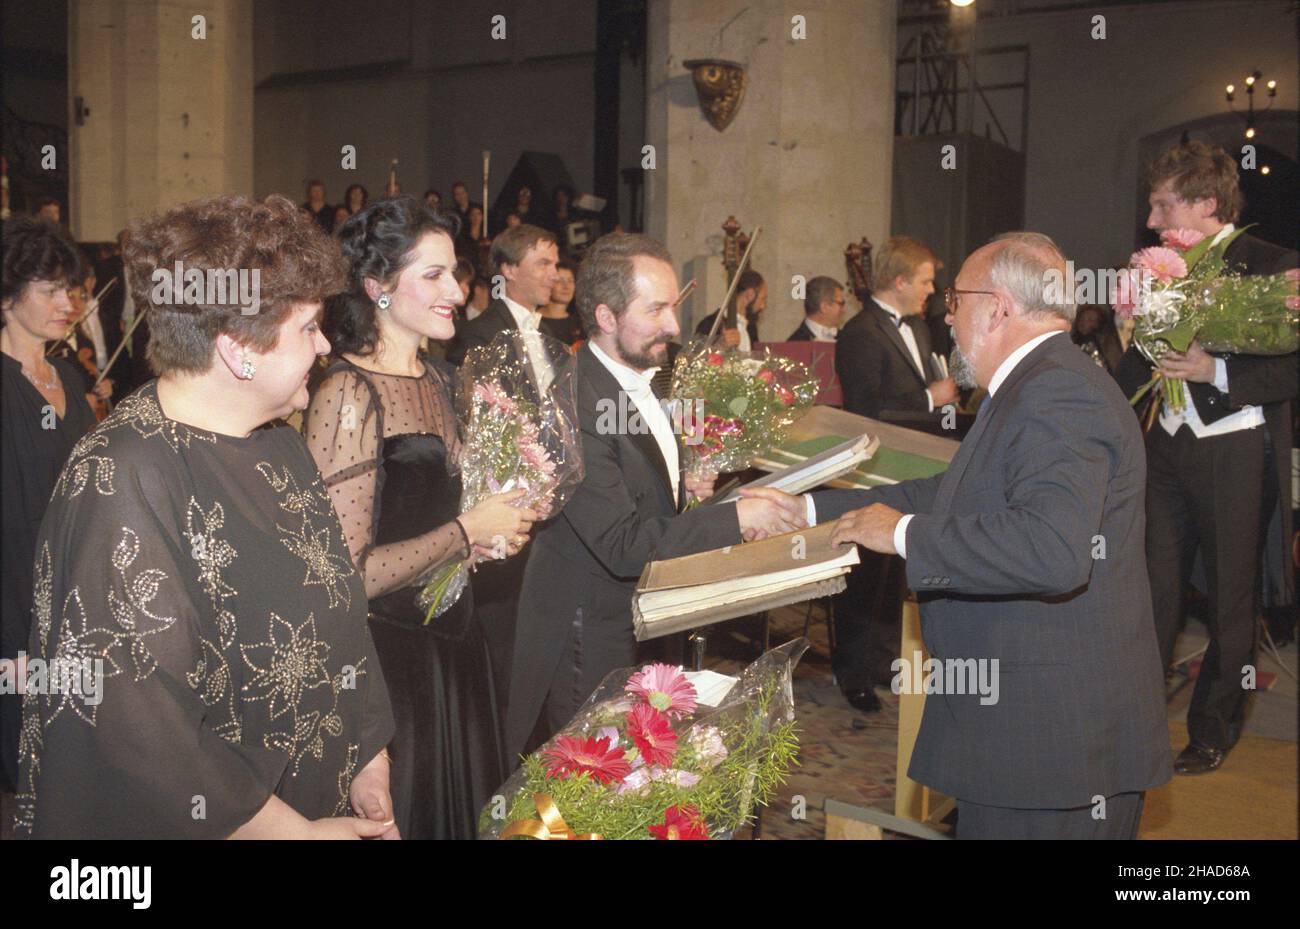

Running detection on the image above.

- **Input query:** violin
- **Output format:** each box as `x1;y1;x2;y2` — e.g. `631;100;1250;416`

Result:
844;237;874;302
63;286;110;420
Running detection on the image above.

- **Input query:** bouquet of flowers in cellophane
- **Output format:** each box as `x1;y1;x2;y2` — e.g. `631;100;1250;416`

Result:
670;343;818;493
417;330;583;622
1113;226;1299;417
480;640;806;840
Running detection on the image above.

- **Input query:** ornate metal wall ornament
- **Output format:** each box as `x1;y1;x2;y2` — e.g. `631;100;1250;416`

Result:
683;59;747;131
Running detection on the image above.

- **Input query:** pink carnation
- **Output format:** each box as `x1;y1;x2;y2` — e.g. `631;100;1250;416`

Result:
520;442;546;468
1132;246;1188;283
1159;228;1206;251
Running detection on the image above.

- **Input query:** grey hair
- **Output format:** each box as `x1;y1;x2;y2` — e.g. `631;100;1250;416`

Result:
804;275;842;315
987;231;1075;324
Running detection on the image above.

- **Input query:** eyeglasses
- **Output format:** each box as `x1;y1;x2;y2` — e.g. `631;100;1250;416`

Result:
944;287;997;315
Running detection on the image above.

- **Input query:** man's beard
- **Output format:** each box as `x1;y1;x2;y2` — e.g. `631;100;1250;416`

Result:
617;328;669;370
949;326;979;389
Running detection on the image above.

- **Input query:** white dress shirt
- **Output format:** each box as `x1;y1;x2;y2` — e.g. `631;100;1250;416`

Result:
503;294;541;332
873;297;933;412
886;330;1066;556
1156;224;1264;438
503;294;554;393
805;318;838;342
588;339;680;502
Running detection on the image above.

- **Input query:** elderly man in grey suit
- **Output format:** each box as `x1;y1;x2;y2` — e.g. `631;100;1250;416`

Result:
754;233;1172;838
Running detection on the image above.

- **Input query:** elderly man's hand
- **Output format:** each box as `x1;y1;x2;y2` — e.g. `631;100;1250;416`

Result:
829;503;904;555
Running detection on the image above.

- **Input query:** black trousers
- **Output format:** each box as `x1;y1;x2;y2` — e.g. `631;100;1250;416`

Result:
832;551;906;690
957;792;1145;839
520;605;640;756
1146;422;1267;751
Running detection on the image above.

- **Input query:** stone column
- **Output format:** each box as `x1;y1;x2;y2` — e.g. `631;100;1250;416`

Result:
645;0;896;340
68;0;253;241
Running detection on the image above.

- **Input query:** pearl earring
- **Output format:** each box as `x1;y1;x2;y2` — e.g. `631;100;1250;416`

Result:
376;293;391;310
241;358;255;380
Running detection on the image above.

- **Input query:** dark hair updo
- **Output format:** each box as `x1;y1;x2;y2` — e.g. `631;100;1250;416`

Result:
325;196;460;356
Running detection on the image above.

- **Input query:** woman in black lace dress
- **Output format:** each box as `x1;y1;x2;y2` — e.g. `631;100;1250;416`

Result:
305;198;538;839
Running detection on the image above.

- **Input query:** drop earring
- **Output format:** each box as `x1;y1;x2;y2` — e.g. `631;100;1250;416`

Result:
241;358;255;380
376;293;391;310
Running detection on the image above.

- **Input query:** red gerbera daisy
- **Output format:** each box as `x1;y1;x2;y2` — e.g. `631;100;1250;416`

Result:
626;663;697;719
648;805;710;840
542;735;631;785
625;703;678;767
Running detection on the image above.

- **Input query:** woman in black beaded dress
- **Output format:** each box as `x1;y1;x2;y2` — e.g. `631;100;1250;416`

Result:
14;195;395;839
305;198;538;839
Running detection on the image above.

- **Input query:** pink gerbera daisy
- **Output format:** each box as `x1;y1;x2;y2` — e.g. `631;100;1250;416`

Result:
625;704;678;768
626;663;697;719
1159;228;1206;251
542;735;631;785
1132;246;1188;283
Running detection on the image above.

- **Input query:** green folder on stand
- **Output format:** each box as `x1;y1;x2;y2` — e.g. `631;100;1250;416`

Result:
758;434;948;487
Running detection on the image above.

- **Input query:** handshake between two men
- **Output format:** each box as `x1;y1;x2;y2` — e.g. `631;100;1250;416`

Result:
685;474;900;551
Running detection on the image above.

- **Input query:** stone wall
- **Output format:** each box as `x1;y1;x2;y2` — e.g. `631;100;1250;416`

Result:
645;0;896;341
69;0;253;241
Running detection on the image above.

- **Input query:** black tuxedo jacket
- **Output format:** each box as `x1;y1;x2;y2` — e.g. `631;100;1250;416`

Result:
446;298;516;366
694;309;759;346
815;333;1172;808
505;345;741;757
1114;230;1297;606
444;296;573;710
788;321;815;341
835;301;944;419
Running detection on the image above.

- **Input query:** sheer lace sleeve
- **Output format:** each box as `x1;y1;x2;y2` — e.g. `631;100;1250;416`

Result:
303;364;469;599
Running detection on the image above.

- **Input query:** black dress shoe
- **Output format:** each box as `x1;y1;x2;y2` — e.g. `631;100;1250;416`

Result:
1174;742;1226;775
843;687;882;714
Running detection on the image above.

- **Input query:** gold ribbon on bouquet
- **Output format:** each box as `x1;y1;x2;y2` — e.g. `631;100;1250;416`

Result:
500;794;603;840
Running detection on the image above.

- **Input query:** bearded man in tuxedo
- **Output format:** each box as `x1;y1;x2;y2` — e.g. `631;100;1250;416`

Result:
506;233;808;760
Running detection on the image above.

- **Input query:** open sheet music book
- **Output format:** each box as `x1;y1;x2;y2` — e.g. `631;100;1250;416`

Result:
716;433;878;503
632;522;860;640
